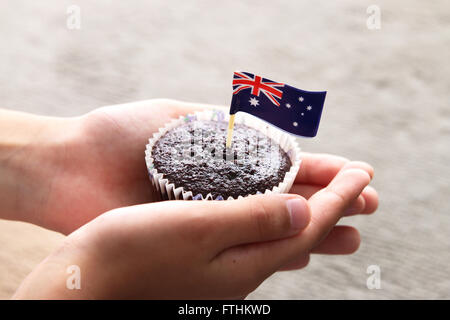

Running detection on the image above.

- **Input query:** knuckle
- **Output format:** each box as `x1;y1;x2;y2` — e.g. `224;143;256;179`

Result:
248;196;291;240
248;198;276;241
324;187;347;205
310;189;347;226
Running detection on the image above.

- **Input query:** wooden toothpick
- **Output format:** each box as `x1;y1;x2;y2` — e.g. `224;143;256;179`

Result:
226;114;236;148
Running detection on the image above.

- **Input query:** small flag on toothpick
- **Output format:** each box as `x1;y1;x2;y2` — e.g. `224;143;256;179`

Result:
226;71;327;148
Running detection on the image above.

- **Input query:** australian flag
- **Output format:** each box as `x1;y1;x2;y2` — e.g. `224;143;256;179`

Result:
230;71;327;137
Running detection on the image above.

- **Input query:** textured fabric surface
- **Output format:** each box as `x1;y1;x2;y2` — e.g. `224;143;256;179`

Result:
0;0;449;299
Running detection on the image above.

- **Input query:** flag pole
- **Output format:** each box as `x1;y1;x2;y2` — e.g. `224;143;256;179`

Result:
226;114;236;148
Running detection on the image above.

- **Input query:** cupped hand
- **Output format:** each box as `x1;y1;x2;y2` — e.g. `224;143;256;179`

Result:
33;99;378;236
34;99;217;233
14;160;377;299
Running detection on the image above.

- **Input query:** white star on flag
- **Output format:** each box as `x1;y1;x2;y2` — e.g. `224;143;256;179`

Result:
306;105;312;111
286;103;291;108
298;96;304;102
249;97;259;107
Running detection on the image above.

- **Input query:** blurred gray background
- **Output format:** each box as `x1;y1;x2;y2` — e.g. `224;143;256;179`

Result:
0;0;449;299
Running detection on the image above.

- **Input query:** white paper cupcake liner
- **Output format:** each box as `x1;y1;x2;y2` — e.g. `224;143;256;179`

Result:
145;109;301;200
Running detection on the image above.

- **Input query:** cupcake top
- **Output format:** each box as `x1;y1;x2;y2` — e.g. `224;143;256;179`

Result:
151;120;292;199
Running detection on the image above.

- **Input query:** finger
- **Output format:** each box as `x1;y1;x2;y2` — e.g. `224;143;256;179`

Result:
244;164;370;263
211;163;372;283
295;153;349;185
290;184;369;216
311;226;360;254
211;237;299;291
278;226;360;271
289;184;321;199
127;193;311;260
361;186;379;214
212;221;360;284
278;254;310;271
343;195;366;216
344;185;379;215
295;154;374;187
305;165;372;245
198;194;311;250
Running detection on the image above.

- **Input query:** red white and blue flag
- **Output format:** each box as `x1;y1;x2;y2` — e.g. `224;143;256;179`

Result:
230;71;326;137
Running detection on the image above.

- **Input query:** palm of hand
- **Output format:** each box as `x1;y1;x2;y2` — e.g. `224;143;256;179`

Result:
45;100;201;233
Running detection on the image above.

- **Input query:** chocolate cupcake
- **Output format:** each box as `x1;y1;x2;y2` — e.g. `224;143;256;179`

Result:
145;109;301;200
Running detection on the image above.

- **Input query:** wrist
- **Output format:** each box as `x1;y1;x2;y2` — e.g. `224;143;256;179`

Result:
12;234;99;299
13;224;124;299
0;109;82;228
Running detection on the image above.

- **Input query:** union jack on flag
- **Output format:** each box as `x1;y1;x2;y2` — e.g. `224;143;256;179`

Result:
229;71;327;137
232;72;284;106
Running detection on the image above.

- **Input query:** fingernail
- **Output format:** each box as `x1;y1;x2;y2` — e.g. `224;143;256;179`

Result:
286;198;310;232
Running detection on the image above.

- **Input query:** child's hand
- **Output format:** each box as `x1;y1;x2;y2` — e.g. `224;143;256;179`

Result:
2;100;378;299
0;99;221;234
13;161;375;299
1;99;378;238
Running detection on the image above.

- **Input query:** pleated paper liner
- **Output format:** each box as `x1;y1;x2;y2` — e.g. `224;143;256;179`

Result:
145;109;301;201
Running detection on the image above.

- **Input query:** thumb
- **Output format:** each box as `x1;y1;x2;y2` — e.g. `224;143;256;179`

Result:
178;194;311;251
106;194;311;257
